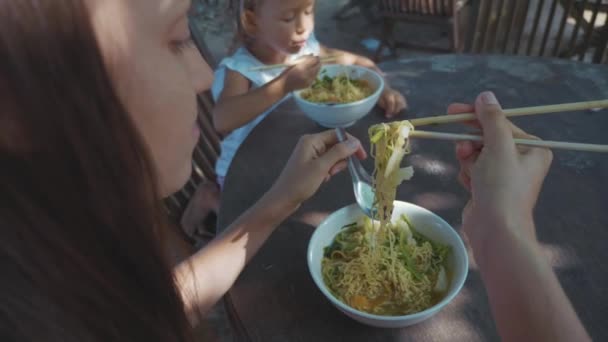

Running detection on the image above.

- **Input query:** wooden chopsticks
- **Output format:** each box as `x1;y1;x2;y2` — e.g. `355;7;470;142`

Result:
247;55;340;72
402;99;608;153
409;131;608;153
409;99;608;127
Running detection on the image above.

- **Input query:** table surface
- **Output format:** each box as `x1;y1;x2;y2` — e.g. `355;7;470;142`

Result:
218;55;608;341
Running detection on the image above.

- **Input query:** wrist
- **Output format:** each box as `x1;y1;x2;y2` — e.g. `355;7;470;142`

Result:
274;73;292;96
472;215;537;269
258;184;301;222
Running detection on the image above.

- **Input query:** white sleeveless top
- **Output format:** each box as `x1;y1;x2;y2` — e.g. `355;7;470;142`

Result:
211;34;321;178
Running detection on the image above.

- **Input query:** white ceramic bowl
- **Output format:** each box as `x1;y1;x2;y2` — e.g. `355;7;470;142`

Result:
307;201;469;328
293;64;384;128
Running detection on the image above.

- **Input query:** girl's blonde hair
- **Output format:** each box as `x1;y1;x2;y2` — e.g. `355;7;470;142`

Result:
230;0;261;52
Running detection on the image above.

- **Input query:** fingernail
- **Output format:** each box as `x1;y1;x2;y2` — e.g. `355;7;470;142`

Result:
480;91;499;105
345;138;359;150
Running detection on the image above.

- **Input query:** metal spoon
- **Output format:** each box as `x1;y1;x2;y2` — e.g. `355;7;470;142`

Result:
335;128;376;218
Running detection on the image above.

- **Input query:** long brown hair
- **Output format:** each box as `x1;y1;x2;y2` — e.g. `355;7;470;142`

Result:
0;1;193;341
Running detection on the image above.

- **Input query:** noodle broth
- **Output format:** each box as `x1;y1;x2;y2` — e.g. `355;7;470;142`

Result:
301;73;374;104
321;215;451;316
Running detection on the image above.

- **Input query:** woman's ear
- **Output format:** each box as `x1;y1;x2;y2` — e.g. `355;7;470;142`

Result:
241;9;257;38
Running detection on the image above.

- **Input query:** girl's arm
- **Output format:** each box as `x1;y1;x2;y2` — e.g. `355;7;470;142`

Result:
213;56;321;135
212;70;288;135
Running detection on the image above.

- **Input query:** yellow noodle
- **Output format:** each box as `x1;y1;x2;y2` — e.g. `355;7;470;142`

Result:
301;74;373;104
322;122;450;316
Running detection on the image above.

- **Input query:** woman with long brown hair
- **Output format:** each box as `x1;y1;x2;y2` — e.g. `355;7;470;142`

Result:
0;0;366;340
0;0;590;341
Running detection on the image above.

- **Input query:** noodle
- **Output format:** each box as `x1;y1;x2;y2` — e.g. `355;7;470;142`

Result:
321;121;451;316
368;121;415;227
322;216;450;315
301;74;373;104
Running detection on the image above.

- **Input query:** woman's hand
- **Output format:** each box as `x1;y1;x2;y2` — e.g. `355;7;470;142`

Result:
268;130;366;209
449;92;590;342
450;92;553;255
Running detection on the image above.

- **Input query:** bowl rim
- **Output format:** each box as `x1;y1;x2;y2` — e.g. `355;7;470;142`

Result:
307;201;469;322
293;64;385;108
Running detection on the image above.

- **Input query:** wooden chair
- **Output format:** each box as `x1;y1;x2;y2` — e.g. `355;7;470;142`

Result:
464;0;608;64
163;18;223;248
375;0;471;60
333;0;377;22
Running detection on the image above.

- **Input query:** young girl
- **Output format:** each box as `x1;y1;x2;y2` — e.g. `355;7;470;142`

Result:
211;0;408;187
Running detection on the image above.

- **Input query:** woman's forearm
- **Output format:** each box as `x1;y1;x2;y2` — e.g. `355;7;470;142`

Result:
174;188;297;325
476;221;590;342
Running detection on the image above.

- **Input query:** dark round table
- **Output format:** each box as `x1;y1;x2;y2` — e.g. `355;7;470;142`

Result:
218;55;608;341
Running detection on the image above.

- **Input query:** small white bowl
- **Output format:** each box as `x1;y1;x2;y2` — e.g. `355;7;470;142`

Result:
293;64;384;128
307;201;469;328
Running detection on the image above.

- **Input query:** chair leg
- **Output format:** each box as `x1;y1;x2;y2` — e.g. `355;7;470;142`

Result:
376;19;395;62
359;0;378;25
180;180;221;245
374;44;384;62
453;0;463;52
592;26;608;64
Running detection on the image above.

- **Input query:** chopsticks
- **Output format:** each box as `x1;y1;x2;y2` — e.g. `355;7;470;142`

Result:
409;99;608;127
409;131;608;153
247;54;340;72
393;99;608;152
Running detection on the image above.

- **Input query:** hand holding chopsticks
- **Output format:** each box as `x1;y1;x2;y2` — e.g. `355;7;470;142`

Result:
398;99;608;153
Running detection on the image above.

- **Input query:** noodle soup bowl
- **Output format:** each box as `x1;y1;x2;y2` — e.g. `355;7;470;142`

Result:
293;64;384;128
307;201;469;328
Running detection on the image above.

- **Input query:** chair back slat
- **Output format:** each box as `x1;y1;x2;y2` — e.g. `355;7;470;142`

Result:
481;0;503;52
554;0;576;55
497;0;518;53
525;0;546;55
511;0;531;54
567;0;589;53
578;0;605;60
376;0;459;59
472;0;492;52
538;0;560;56
465;0;608;63
197;93;221;155
379;0;453;15
592;21;608;62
